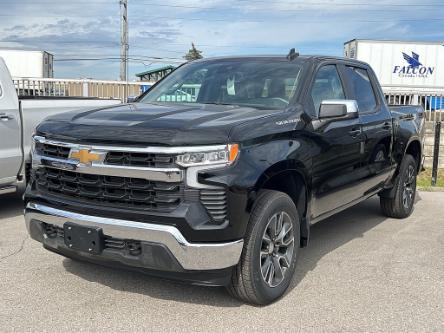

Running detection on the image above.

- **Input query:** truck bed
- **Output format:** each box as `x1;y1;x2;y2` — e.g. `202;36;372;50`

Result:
389;105;424;117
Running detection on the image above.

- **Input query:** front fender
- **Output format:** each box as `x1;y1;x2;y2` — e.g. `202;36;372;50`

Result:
197;137;312;239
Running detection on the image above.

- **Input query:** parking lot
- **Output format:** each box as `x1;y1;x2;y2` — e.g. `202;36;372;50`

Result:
1;191;443;332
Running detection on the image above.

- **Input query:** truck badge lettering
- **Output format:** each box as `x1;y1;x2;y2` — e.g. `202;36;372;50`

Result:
276;119;299;126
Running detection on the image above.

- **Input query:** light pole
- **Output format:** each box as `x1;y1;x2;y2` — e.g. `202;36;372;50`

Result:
120;0;129;83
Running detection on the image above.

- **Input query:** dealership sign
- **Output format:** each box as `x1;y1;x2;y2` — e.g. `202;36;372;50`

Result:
393;51;435;78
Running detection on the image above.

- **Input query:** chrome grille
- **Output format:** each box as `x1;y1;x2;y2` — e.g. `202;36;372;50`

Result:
105;151;175;168
34;167;183;211
35;141;177;168
200;189;227;223
35;142;70;159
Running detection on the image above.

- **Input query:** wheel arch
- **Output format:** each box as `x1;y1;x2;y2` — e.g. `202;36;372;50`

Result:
250;161;310;247
405;139;422;173
380;138;422;199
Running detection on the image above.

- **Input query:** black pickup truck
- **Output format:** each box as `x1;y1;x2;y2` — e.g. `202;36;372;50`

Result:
25;55;424;305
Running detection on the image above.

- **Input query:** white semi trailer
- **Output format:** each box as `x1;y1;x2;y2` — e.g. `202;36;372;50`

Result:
344;39;444;89
0;49;54;78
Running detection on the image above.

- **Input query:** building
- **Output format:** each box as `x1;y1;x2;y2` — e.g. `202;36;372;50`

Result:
344;39;444;89
0;49;54;78
135;65;176;82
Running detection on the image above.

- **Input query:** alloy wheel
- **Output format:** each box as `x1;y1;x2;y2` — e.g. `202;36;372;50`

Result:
260;211;295;288
402;164;416;210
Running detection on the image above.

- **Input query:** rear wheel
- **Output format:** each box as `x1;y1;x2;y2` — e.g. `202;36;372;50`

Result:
227;190;300;305
380;154;417;218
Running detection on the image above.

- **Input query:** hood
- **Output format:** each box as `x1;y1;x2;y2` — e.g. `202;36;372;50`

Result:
36;102;284;146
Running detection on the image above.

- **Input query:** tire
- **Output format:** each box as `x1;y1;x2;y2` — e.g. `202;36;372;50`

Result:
227;190;300;305
380;154;417;218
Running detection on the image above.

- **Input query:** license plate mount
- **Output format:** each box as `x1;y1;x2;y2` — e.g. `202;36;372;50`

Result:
64;222;104;255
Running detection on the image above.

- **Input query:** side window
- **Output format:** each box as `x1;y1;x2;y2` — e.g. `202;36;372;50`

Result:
345;66;377;113
0;84;2;98
311;65;345;114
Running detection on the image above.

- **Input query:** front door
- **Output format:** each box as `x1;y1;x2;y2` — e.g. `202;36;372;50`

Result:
309;64;365;218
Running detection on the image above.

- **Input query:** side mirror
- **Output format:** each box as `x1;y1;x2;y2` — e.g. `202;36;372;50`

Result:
319;100;358;119
127;96;139;103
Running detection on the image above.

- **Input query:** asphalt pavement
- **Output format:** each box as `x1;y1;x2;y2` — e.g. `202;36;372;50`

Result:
1;191;443;332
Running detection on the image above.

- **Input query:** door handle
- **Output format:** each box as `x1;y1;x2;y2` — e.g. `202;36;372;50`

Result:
348;127;362;137
382;122;392;130
0;113;14;121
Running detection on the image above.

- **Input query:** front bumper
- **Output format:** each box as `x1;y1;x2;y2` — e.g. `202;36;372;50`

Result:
25;202;243;273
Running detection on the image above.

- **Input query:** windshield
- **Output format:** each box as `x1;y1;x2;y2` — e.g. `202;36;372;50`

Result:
140;59;305;109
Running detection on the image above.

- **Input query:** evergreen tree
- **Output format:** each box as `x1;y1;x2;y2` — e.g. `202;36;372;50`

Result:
184;43;203;61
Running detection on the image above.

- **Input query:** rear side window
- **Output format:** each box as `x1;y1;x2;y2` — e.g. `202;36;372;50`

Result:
345;66;377;113
311;65;345;114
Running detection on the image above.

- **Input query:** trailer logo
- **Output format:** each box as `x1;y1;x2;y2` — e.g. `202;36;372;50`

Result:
393;51;434;78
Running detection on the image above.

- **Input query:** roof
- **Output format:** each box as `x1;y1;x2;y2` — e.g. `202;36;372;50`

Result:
193;54;367;64
135;65;176;77
344;39;444;46
134;55;371;75
0;48;53;55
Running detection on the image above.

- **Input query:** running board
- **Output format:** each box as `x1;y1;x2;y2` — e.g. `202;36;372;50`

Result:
0;186;17;195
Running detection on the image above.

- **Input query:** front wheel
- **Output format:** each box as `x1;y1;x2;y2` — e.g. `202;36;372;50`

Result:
227;190;300;305
380;154;417;218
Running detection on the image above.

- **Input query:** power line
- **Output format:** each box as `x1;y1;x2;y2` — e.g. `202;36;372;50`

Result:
0;40;277;53
6;0;444;7
0;40;120;45
131;43;267;50
0;40;188;54
0;39;218;48
151;16;442;23
54;57;184;64
54;55;184;61
0;14;441;23
237;0;444;7
52;54;185;61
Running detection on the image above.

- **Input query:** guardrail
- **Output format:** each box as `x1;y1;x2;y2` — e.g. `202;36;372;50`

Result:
13;77;156;102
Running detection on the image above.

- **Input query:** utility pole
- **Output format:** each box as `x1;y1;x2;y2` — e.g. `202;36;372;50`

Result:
119;0;128;82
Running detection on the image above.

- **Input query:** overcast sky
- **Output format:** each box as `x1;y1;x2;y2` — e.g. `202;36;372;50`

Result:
0;0;442;80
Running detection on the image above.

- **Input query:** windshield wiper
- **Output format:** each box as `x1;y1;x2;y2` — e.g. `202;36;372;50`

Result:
200;102;239;107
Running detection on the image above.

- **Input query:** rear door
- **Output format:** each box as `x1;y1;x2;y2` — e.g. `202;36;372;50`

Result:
341;65;393;194
0;60;21;186
309;64;365;218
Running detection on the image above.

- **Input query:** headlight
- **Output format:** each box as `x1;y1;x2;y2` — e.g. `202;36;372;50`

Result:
176;144;239;167
30;135;39;155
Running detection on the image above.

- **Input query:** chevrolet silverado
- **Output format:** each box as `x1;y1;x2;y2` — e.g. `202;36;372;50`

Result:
24;54;424;305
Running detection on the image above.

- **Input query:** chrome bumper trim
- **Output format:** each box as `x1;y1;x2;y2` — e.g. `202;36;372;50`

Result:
25;202;243;271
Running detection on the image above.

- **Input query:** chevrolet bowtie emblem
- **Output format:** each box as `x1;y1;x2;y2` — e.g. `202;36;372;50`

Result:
70;149;101;164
